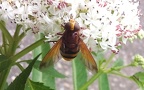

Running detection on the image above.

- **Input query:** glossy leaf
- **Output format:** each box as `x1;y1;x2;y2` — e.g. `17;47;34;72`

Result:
6;54;41;90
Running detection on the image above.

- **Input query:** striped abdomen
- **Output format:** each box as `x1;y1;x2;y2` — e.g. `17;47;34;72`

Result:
60;42;80;60
60;31;80;61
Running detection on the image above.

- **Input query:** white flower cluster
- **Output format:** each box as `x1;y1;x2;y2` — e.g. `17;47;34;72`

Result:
0;0;143;53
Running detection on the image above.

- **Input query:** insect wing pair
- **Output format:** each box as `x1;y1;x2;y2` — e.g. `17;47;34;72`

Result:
40;19;98;73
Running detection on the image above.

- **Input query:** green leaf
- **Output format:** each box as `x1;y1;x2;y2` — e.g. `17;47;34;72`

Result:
112;58;123;67
0;20;13;44
31;61;65;78
10;37;45;62
0;55;11;73
25;80;54;90
93;52;106;67
18;60;66;78
4;82;8;89
42;75;55;89
110;58;124;71
6;54;41;90
40;65;66;78
32;33;56;89
32;35;42;82
133;72;144;83
0;55;11;90
80;71;103;90
40;33;56;89
130;72;144;90
98;73;110;90
72;54;87;90
0;70;10;90
17;54;65;78
0;55;8;62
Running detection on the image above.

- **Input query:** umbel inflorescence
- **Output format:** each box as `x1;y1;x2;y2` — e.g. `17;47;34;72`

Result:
0;0;143;53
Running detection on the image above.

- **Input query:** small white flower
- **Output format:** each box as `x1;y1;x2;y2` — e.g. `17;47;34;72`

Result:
0;0;142;53
0;1;15;20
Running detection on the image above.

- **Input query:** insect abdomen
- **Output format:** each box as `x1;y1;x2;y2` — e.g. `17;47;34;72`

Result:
60;43;80;61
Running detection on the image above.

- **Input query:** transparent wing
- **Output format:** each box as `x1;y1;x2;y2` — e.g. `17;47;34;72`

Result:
79;39;98;73
40;38;62;69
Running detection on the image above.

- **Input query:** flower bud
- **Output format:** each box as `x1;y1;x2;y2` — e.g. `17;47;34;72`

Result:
133;54;144;67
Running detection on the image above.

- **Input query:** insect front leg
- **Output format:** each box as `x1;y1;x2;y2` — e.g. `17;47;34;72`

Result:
57;32;63;36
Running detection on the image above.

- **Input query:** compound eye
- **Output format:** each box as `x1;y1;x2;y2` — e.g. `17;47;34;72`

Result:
64;22;71;30
74;22;80;31
64;20;80;31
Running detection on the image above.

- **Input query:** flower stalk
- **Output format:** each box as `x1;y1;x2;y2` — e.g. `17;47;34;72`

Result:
80;71;103;90
0;67;11;90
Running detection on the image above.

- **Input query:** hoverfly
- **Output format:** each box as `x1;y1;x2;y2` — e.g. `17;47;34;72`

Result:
40;18;98;73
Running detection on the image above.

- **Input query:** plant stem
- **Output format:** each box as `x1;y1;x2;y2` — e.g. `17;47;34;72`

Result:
2;32;7;55
79;71;103;90
130;76;144;90
0;21;13;44
72;60;77;90
112;64;132;70
10;38;45;62
8;39;17;57
13;25;22;39
103;53;115;69
7;27;26;57
79;53;115;90
110;71;144;90
110;71;129;78
0;66;11;90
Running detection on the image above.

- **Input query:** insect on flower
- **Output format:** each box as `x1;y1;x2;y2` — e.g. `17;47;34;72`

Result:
40;17;98;73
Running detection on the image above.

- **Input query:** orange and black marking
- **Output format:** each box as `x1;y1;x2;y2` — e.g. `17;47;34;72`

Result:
40;18;98;73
